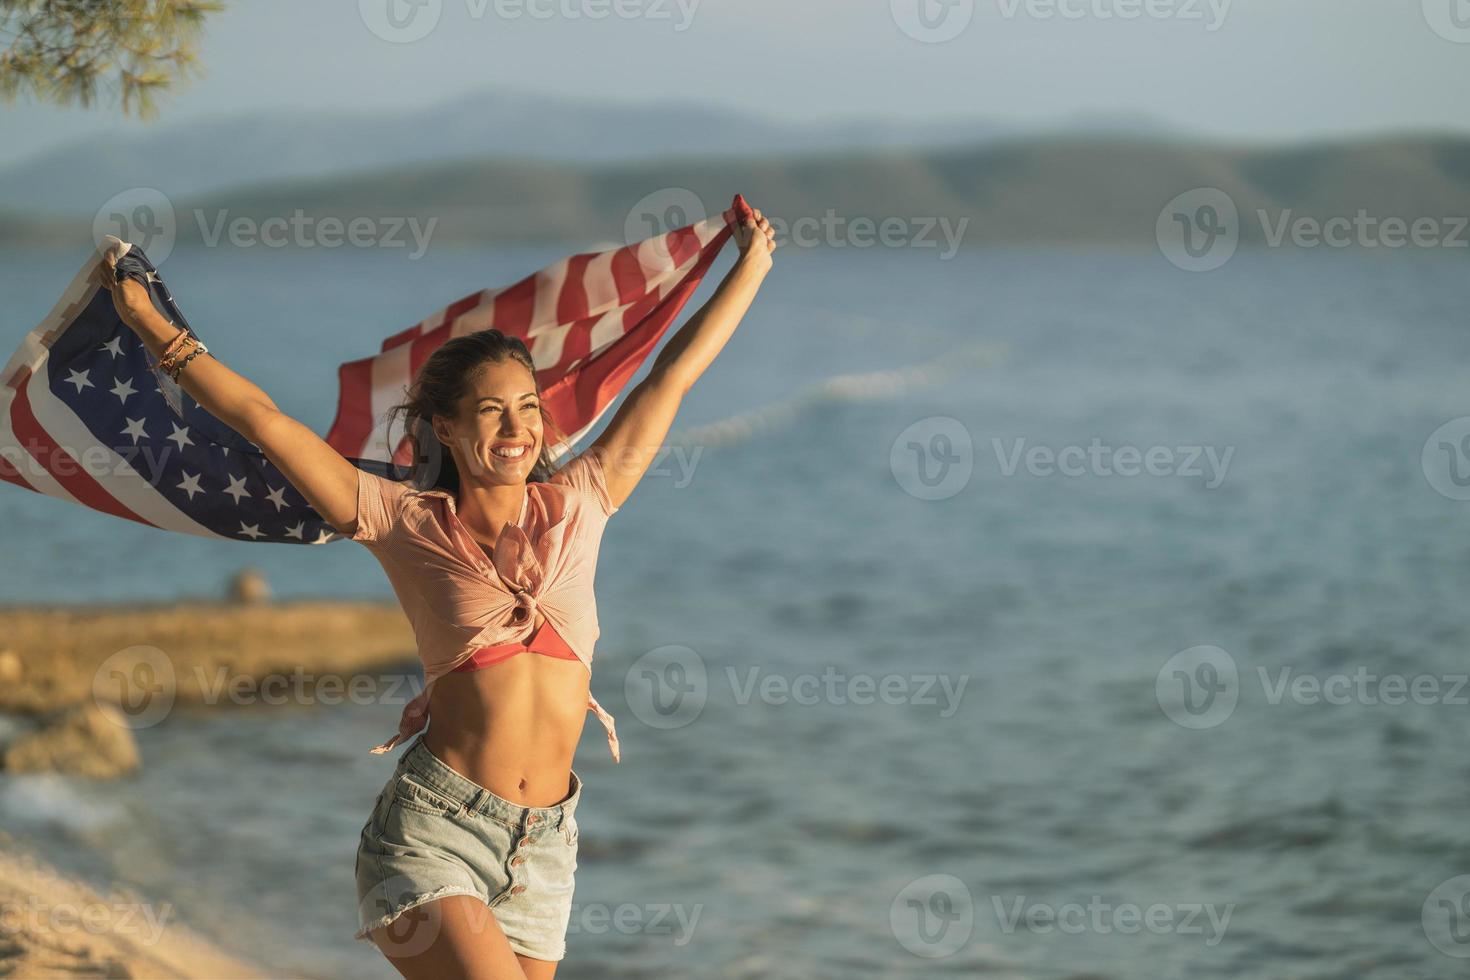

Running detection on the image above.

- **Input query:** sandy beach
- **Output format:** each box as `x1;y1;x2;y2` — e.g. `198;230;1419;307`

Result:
0;596;418;977
0;842;269;979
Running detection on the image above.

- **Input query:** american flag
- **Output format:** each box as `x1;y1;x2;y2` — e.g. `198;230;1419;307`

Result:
0;194;752;543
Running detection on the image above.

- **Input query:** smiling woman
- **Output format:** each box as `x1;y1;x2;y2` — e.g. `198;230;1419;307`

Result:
92;202;777;979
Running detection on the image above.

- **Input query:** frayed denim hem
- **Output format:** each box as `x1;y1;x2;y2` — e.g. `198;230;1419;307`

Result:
354;884;484;942
353;886;566;961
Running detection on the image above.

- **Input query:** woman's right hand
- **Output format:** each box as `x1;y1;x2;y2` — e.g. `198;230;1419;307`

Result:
95;250;161;333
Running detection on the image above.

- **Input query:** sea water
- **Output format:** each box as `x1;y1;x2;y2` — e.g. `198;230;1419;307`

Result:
1;243;1468;978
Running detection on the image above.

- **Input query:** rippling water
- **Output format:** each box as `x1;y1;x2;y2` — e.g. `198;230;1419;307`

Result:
2;244;1469;978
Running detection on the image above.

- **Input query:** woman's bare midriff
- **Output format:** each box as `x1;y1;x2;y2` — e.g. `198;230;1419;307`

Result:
422;645;590;808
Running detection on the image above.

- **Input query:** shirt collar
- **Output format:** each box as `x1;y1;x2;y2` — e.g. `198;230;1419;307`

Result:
413;485;532;524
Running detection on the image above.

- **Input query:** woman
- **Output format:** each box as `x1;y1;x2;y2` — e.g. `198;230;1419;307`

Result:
100;205;777;978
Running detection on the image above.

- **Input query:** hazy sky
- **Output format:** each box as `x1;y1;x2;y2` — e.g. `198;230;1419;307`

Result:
3;0;1468;165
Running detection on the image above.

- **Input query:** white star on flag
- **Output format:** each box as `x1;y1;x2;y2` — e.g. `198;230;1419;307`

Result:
65;368;92;392
121;417;149;444
239;522;264;540
265;485;288;511
224;474;250;503
166;423;193;450
109;377;137;404
177;471;204;499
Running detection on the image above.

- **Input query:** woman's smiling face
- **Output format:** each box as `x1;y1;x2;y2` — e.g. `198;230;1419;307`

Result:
432;358;544;486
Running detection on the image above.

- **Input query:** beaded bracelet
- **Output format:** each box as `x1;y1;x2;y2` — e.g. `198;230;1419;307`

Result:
158;332;196;376
152;326;191;374
168;337;210;381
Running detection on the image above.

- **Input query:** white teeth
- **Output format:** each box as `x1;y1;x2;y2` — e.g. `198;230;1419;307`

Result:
493;445;528;459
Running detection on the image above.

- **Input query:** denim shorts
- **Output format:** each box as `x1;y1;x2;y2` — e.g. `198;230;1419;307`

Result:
354;736;581;962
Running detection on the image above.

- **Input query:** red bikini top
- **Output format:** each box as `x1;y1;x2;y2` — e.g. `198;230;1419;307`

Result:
452;618;579;672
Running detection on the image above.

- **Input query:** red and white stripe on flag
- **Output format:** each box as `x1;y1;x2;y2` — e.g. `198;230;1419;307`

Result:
326;194;754;467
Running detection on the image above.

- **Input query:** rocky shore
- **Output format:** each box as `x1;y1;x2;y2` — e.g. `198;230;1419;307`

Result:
0;597;416;779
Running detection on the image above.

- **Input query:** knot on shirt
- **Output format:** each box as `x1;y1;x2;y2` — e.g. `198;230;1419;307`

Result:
510;588;537;625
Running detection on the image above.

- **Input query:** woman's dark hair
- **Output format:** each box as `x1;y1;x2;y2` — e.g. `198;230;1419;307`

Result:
385;329;567;494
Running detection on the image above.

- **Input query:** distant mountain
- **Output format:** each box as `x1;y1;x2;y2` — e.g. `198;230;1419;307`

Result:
9;132;1468;250
0;88;1049;214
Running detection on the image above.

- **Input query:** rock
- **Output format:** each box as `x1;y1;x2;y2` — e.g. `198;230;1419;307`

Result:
2;703;139;779
227;566;271;604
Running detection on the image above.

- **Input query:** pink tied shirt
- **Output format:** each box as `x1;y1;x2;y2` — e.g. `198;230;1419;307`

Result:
351;448;621;762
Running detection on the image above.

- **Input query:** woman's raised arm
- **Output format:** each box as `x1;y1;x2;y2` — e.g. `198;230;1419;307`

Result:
99;252;365;536
588;205;777;509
